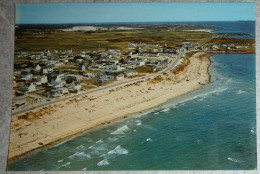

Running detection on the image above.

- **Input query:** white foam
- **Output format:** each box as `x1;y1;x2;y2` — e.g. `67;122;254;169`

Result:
146;138;152;142
68;152;91;160
82;168;87;171
57;159;63;163
76;145;87;151
227;157;240;163
108;145;128;155
111;125;130;135
236;90;246;95
96;139;103;143
57;162;71;169
161;108;170;112
172;87;228;108
97;159;110;166
154;112;160;115
251;129;255;134
108;137;117;142
136;120;142;126
89;144;108;156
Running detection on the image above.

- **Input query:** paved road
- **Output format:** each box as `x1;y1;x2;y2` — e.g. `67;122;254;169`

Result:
13;36;212;116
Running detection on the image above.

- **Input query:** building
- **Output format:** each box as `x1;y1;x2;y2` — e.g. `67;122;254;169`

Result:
21;72;33;80
115;73;124;81
71;81;82;91
79;64;86;71
33;64;41;71
37;76;48;84
21;83;36;92
126;71;138;77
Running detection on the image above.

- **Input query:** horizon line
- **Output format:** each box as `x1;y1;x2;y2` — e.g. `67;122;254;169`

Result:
16;20;256;25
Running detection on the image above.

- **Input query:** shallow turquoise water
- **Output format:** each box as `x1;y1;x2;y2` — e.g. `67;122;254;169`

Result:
8;53;256;171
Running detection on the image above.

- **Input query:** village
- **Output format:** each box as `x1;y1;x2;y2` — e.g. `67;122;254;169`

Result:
12;38;254;112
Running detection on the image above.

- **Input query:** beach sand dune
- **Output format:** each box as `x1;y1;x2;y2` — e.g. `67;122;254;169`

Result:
8;52;212;161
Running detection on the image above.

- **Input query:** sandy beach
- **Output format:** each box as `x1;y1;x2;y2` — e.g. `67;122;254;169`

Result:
8;52;213;161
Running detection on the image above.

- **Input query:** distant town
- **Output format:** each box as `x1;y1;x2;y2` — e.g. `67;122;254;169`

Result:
12;24;255;113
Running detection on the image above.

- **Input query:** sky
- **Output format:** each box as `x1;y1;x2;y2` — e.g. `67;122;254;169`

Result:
15;3;255;24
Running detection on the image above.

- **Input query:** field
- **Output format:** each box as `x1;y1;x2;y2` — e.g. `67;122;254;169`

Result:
15;24;216;53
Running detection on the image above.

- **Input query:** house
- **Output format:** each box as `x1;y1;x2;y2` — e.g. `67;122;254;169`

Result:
51;75;62;83
98;75;114;83
110;60;119;65
76;58;83;63
115;73;124;81
71;81;82;91
66;74;83;83
84;73;96;79
54;62;64;67
47;65;54;72
33;64;41;71
21;72;33;80
43;49;51;56
37;76;48;84
21;83;36;92
112;64;125;71
79;64;86;71
41;67;48;74
49;88;68;97
229;43;235;49
126;71;138;77
53;81;66;88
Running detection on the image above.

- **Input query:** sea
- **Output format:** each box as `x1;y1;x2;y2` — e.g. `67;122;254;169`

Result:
8;21;256;171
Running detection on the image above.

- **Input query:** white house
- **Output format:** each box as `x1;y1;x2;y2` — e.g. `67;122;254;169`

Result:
21;72;33;80
71;81;82;91
126;71;138;77
24;83;36;92
76;58;83;63
53;80;66;88
33;64;41;71
51;75;62;83
41;67;48;74
37;76;48;84
79;64;86;71
116;73;124;81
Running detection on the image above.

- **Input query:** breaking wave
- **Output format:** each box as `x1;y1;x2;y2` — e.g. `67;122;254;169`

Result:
227;157;240;163
68;152;91;160
97;159;110;166
57;162;71;169
108;145;128;155
111;125;130;135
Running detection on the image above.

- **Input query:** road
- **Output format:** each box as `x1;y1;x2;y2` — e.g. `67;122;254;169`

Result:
13;37;212;116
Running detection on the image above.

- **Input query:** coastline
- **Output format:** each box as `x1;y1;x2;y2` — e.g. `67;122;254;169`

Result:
8;52;214;162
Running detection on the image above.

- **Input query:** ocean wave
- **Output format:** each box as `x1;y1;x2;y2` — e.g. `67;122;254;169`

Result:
136;120;142;126
146;138;152;142
111;125;130;135
89;144;107;156
57;162;71;169
171;87;228;108
236;90;246;95
76;144;87;151
97;159;110;166
96;139;103;143
161;108;170;113
108;137;118;142
107;145;128;155
227;157;240;163
68;152;91;160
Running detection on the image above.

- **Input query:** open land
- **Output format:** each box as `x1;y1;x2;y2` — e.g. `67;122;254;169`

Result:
9;23;255;162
